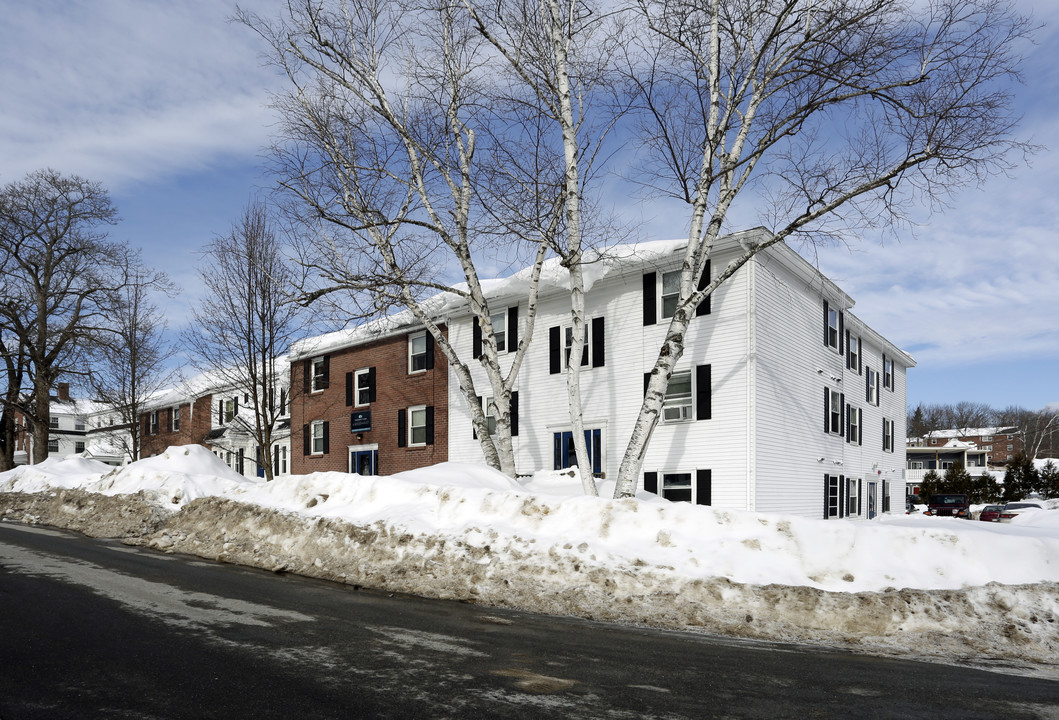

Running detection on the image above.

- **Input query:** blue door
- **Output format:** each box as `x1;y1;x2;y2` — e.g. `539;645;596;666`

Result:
350;449;378;476
553;429;602;475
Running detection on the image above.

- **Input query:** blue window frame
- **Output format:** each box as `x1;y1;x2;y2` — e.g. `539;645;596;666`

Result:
350;449;379;476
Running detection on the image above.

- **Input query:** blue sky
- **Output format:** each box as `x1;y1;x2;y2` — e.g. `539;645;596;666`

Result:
4;0;1057;413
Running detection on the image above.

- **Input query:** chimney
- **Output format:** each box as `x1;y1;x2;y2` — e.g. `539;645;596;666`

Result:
57;383;70;401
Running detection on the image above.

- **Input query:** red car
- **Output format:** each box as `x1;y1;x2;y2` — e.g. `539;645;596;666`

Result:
979;505;1003;522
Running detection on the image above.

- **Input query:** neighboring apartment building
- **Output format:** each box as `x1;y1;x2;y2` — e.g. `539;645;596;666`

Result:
10;383;130;466
909;427;1022;466
905;439;991;497
289;318;448;476
139;370;292;479
442;229;914;520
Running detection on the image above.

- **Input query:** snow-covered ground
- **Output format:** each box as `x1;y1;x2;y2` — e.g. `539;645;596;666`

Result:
2;445;1058;674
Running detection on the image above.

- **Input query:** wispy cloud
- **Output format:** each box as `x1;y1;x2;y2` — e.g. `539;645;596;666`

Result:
1;0;284;189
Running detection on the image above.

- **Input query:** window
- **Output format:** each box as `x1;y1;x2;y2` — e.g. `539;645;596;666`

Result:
549;318;605;373
847;477;859;516
1007;444;1014;451
662;472;692;502
883;418;895;452
50;417;59;429
473;306;519;358
866;368;878;405
490;311;507;352
826;388;842;434
409;405;428;446
485;397;497;435
172;407;181;432
847;335;860;372
643;265;711;326
644;469;712;504
48;439;59;453
825;301;841;351
983;445;993;452
150;411;159;435
409;332;429;373
981;435;993;442
311;356;328;391
661;270;681;319
930;438;937;445
847;406;861;444
75;419;85;431
354;368;374;407
883;356;894;390
663;370;693;422
75;441;85;454
223;399;235;423
311;421;326;454
909;461;924;470
824;475;840;518
941;461;954;470
564;325;589;369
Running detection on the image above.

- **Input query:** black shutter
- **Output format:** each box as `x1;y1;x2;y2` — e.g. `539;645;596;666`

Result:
644;372;652;397
695;260;711;316
858;413;863;446
823;300;830;346
839;475;846;518
549;326;561;374
643;272;657;326
233;397;239;416
839;393;845;438
425;333;435;370
591;316;605;368
508;306;519;352
303;359;311;393
425;406;435;445
696;364;711;420
322;421;330;454
838;312;844;354
218;399;223;424
302;424;310;456
345;372;354;407
824;388;830;434
472;317;482;359
845;330;851;369
321;356;330;389
845;404;851;443
824;475;829;519
865;369;870;403
473;396;481;440
695;469;712;505
644;471;658;494
858;479;863;515
510;391;519;437
397;409;407;447
367;367;376;402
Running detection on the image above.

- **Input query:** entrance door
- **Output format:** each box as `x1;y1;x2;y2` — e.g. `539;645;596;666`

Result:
350;448;378;476
867;481;877;520
553;429;603;475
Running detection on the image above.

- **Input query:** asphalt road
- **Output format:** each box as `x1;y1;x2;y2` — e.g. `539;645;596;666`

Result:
1;520;1058;720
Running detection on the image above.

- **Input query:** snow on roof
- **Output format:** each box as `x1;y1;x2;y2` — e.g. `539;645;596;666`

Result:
921;427;1018;439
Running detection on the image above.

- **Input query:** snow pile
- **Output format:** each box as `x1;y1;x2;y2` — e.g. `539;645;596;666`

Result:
2;447;1058;671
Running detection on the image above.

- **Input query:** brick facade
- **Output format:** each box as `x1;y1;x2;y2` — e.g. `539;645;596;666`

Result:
290;328;448;475
140;395;216;458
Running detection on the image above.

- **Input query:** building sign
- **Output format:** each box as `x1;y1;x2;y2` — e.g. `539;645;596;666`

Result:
350;410;372;433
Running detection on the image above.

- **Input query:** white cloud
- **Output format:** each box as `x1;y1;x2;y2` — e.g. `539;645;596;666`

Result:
1;0;286;189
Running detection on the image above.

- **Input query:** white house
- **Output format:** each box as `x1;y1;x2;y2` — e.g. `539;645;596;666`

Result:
444;228;914;519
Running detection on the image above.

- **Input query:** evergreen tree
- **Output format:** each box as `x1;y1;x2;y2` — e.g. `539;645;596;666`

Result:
943;463;974;497
918;470;942;502
1038;461;1059;500
1002;453;1039;502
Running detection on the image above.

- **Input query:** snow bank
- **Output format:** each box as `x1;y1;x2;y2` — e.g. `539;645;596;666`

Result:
2;446;1058;671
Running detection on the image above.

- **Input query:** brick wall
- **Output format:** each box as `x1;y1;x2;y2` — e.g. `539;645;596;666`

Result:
140;394;215;458
291;328;448;475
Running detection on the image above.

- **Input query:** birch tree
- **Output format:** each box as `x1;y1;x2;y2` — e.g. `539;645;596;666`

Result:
612;0;1033;496
0;169;128;464
460;0;625;492
184;202;302;481
239;0;565;477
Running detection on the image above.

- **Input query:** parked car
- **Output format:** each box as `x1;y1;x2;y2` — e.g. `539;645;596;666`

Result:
998;502;1043;523
926;494;971;518
979;505;1003;522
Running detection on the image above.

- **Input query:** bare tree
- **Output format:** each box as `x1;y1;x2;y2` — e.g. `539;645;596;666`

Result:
611;0;1034;496
996;405;1059;461
184;201;304;481
0;169;127;464
88;268;177;461
0;326;28;471
238;0;567;478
